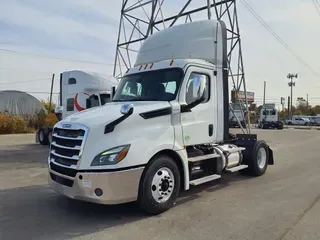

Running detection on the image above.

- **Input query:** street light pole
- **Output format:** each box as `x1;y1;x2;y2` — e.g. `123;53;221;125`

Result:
287;73;298;119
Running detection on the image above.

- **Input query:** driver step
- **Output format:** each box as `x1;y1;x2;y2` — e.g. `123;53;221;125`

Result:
224;164;248;173
189;174;221;186
188;153;220;162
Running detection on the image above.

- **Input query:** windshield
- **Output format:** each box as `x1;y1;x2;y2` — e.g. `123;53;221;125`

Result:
113;68;183;102
100;93;111;105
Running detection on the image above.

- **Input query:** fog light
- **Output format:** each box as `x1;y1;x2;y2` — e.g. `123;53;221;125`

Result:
94;188;103;197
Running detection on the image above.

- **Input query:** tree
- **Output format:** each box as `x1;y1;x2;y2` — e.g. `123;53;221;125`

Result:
40;98;56;114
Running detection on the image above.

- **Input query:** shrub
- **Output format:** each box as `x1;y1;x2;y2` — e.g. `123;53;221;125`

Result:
0;112;58;134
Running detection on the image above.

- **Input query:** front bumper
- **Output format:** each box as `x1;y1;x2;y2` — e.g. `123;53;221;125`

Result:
48;166;145;205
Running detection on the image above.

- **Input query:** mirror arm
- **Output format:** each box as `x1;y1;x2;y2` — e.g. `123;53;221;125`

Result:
181;94;206;113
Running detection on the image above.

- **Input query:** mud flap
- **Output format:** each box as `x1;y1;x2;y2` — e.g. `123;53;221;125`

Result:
268;147;274;165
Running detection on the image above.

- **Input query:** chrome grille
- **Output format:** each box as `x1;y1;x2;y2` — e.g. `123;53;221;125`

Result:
49;122;88;172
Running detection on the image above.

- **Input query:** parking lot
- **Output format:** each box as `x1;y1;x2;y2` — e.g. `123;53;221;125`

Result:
1;129;320;240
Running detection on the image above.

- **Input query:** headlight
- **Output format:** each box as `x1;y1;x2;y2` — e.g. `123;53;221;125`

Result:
90;145;130;166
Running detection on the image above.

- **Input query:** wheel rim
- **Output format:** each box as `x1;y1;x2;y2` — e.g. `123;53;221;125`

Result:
151;167;175;203
257;147;267;169
39;130;44;142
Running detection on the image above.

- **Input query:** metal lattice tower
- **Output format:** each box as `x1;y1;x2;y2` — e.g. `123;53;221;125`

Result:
113;0;251;132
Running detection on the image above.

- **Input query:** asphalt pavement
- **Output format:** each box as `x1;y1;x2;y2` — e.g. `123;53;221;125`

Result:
0;130;319;240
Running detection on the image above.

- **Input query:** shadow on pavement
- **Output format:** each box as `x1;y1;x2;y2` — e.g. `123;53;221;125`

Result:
0;144;48;169
0;185;148;240
0;172;252;240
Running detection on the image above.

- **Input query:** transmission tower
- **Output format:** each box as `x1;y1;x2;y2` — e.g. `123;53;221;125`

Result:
113;0;250;132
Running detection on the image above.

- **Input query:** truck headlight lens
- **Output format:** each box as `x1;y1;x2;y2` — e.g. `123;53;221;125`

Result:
91;145;130;166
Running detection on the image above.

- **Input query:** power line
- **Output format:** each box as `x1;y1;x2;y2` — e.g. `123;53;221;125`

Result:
240;0;320;78
312;0;320;16
0;78;51;85
0;48;116;66
0;67;54;74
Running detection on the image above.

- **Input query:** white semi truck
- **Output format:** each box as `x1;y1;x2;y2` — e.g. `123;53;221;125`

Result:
47;20;274;214
258;103;283;129
229;103;246;128
36;70;118;145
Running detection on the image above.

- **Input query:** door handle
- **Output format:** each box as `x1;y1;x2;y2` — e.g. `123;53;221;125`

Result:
209;124;213;136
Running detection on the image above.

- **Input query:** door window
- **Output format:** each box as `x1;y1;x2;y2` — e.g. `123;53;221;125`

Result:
67;98;74;111
185;73;210;105
87;94;100;108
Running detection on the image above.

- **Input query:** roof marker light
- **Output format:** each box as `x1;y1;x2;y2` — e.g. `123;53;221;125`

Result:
144;64;148;70
139;65;143;71
170;59;174;66
150;63;154;69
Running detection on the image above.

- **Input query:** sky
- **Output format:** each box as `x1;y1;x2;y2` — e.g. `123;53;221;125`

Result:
0;0;320;109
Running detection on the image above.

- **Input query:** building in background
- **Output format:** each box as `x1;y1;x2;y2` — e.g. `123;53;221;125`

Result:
0;90;46;115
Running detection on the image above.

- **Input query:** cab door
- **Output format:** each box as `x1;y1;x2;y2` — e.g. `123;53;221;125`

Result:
179;66;216;146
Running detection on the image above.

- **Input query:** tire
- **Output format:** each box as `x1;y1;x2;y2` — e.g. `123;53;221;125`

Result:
246;140;269;176
39;128;49;145
138;155;181;215
277;124;283;130
47;131;53;146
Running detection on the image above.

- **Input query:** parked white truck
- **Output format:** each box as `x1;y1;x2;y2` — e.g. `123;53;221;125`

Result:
47;20;274;214
36;70;118;145
229;103;246;128
258;103;283;129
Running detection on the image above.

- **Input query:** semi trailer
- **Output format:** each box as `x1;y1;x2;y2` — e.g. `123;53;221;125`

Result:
47;19;274;215
36;70;118;145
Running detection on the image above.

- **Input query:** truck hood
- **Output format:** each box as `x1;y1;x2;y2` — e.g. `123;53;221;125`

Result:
63;101;171;127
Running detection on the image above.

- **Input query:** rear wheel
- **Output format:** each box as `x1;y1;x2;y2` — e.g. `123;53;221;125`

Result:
138;155;180;215
39;129;49;145
247;140;269;176
48;131;52;145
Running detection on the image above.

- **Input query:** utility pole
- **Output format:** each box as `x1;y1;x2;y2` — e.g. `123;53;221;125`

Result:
287;73;298;119
306;94;309;112
287;96;290;119
280;97;285;112
263;81;266;107
49;73;55;113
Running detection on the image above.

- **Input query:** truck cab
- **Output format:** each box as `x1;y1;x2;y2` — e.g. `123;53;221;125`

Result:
229;103;247;128
258;104;283;129
48;20;274;215
36;70;118;145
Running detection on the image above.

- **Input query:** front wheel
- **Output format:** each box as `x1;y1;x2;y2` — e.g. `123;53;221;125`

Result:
138;155;180;215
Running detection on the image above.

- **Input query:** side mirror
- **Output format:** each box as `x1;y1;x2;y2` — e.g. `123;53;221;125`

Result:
54;106;63;121
192;75;206;102
120;103;134;115
54;106;63;114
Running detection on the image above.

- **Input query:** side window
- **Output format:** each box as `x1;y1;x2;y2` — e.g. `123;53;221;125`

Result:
67;98;74;111
185;73;210;105
68;78;76;85
88;95;100;108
